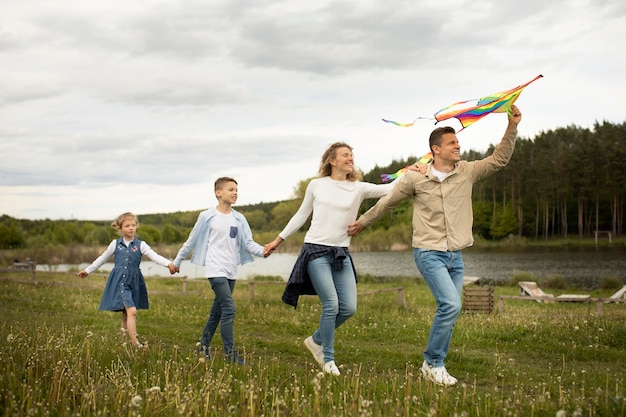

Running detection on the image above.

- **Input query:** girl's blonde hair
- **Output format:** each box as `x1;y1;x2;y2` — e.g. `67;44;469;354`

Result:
318;142;362;181
111;212;138;230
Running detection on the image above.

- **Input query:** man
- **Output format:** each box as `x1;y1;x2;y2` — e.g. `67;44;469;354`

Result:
348;105;522;386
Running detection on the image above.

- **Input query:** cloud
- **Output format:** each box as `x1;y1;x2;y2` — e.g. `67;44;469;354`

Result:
1;0;625;220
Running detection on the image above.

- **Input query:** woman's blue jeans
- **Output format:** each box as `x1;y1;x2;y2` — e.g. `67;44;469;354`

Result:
202;277;237;359
307;254;357;363
413;248;464;367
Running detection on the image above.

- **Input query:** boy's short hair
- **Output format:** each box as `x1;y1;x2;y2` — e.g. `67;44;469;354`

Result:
215;177;237;191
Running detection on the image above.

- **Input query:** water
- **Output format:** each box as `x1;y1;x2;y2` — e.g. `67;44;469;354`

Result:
62;246;626;289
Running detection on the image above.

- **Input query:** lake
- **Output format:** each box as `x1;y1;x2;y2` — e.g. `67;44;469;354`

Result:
63;246;626;289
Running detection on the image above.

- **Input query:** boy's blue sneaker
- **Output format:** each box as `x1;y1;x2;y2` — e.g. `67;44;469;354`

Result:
229;354;248;366
196;345;211;359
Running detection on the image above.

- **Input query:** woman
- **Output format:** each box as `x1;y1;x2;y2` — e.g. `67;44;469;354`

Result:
266;142;419;375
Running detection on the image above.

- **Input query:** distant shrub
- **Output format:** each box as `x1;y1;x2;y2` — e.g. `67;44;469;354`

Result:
543;274;566;289
357;274;419;285
498;234;528;247
250;275;284;282
507;272;539;287
600;276;624;290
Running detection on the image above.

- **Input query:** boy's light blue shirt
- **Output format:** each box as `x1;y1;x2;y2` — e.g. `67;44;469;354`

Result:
173;207;264;268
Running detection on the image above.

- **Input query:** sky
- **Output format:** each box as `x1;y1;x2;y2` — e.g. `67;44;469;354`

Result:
1;0;625;221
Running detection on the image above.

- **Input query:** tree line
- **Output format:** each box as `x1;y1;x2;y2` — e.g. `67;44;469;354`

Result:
1;120;624;252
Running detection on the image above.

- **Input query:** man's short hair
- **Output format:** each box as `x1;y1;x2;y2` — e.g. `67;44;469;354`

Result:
429;126;456;150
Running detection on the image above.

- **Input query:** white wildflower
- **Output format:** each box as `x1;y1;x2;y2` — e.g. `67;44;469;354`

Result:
6;334;14;343
556;410;567;417
131;395;142;407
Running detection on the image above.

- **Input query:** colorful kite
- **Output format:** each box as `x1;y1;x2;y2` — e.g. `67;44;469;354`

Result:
381;152;433;183
382;74;543;131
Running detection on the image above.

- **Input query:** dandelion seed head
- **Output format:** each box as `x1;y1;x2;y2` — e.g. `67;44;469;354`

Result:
131;395;142;407
556;410;566;417
6;334;14;343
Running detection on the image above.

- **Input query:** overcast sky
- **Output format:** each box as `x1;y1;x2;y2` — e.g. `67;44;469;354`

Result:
1;0;625;221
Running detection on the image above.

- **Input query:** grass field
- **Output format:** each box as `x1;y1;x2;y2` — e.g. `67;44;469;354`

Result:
1;270;624;416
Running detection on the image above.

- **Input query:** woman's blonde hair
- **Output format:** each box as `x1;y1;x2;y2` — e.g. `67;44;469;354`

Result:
111;212;138;230
318;142;362;181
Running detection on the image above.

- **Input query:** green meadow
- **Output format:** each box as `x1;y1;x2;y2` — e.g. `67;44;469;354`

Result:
0;270;624;417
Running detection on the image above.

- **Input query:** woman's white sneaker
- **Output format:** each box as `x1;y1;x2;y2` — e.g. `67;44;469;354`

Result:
323;360;340;376
421;361;457;386
304;336;325;367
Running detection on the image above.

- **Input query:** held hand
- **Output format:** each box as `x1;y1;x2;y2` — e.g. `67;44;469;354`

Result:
263;237;283;257
263;242;277;258
168;263;177;275
347;221;365;237
77;270;88;278
407;163;427;174
508;104;522;126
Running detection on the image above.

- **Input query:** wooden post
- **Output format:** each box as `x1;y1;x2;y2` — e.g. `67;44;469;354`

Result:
596;300;604;317
249;281;255;300
397;287;407;310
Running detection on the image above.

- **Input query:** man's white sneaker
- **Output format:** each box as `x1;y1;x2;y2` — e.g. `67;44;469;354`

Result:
304;336;325;367
421;361;457;386
323;360;341;376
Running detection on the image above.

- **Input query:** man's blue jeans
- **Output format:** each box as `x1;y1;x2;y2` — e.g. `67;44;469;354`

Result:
413;248;464;367
307;254;357;363
202;277;237;359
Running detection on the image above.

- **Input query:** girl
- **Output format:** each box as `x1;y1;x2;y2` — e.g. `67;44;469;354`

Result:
78;212;176;347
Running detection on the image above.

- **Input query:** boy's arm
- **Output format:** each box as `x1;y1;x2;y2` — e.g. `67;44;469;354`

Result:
173;214;204;267
241;216;265;258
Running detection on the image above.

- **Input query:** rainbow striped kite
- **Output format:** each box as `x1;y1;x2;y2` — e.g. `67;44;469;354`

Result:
382;74;543;131
381;152;433;183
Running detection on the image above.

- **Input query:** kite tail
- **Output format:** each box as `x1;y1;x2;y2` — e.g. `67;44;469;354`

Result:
380;152;433;183
381;116;434;128
381;172;401;183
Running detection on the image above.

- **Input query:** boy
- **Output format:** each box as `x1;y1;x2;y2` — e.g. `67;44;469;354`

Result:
173;177;267;364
